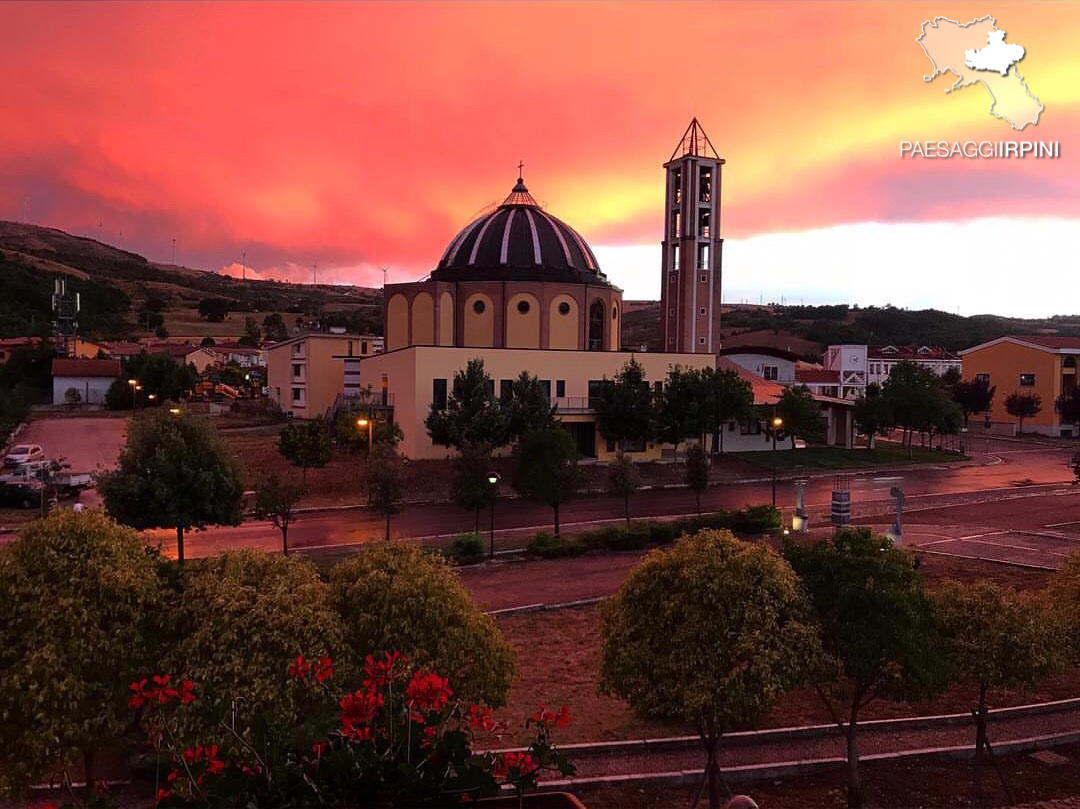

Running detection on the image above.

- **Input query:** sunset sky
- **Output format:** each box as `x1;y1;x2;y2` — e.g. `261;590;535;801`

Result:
2;1;1078;316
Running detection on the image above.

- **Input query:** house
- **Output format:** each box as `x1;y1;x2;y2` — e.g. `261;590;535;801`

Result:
716;346;798;385
266;333;379;419
51;358;121;405
959;335;1080;436
867;345;961;386
207;341;266;369
0;336;43;364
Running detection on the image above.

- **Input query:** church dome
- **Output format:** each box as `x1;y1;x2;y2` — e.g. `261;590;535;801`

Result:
433;177;609;285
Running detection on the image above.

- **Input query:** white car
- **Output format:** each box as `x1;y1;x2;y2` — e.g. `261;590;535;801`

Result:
3;444;44;468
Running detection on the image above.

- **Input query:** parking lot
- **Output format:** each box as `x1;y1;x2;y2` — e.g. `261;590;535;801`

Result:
15;415;128;474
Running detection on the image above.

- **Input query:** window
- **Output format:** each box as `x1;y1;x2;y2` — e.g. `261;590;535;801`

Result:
671;168;682;206
472;299;486;314
740;420;762;435
699;167;712;202
653;381;663;394
588;300;604;351
484;379;495;398
291;388;302;402
292;363;302;378
698;208;711;239
700;274;708;284
1019;373;1036;387
668;307;676;316
499;379;513;403
975;373;991;385
612;305;618;320
697;243;709;269
623;437;647;453
558;301;571;315
762;365;778;381
587;379;609;410
669;271;678;284
292;343;302;355
432;378;448;411
671;211;681;239
516;299;530;314
698;337;706;345
361;340;369;355
672;250;680;270
699;307;706;315
555;380;566;398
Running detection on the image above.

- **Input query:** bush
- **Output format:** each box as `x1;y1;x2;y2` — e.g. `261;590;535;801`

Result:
581;523;651;552
330;543;515;706
645;520;678;545
527;531;588;559
727;504;782;535
448;532;486;565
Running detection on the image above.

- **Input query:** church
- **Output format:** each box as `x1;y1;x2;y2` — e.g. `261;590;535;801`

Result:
352;120;798;460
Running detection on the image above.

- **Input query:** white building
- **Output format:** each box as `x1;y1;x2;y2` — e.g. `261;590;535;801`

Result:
867;345;962;386
51;358;120;405
716;346;797;385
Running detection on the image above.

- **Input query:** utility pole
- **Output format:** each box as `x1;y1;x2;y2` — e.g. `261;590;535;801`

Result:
242;251;246;281
171;238;176;265
312;263;317;285
381;265;389;288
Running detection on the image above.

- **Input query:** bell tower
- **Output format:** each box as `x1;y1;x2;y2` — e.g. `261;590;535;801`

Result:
660;119;724;354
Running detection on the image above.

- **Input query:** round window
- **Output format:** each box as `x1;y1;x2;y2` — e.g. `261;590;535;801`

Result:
558;301;571;315
472;299;486;314
517;299;530;314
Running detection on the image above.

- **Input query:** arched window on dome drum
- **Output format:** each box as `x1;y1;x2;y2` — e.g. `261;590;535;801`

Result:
588;300;604;352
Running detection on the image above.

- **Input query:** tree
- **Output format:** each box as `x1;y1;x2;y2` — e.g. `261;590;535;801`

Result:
884;362;962;456
1045;551;1080;662
239;316;262;347
451;441;496;532
1005;391;1042;434
99;409;244;564
63;385;82;406
776;385;827;450
785;528;948;808
1056;387;1080;428
329;542;515;706
278;419;333;482
594;358;655;455
512;427;580;536
936;581;1062;800
853;383;893;448
262;312;289;342
200;336;216;347
953;379;996;428
601;531;821;809
167;550;344;749
154;324;169;339
368;441;404;541
505;371;557;440
606;454;640;524
254;472;304;555
0;511;161;796
425;359;510;450
685;442;709;515
197;297;230;322
106;352;199;409
703;367;754;454
658;366;708;459
940;366;962;388
1073;451;1080;484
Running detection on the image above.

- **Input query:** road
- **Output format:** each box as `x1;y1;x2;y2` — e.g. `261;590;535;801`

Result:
147;434;1077;559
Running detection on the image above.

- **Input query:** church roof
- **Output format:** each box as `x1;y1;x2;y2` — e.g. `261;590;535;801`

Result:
432;176;610;286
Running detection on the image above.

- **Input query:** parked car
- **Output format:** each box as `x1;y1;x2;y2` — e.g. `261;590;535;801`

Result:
3;444;44;468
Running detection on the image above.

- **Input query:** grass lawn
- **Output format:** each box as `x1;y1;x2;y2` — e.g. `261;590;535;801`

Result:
736;442;965;472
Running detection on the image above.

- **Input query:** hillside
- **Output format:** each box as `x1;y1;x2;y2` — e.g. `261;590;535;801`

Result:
0;221;380;339
620;301;1080;356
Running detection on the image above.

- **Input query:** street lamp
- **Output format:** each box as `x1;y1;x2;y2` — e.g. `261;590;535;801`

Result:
128;378;139;410
487;471;501;560
168;407;181;416
356;417;373;452
770;415;784;507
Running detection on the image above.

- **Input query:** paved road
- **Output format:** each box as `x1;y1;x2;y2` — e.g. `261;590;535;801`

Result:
149;435;1077;559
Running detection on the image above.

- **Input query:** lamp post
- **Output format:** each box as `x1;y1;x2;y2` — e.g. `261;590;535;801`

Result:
770;415;784;507
128;378;138;411
356;417;373;452
487;471;501;561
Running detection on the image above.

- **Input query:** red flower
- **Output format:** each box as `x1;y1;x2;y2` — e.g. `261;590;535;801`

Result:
467;704;497;733
129;678;149;709
362;651;409;690
420;723;439;748
156;788;170;804
339;688;383;741
493;751;537;779
178;679;196;704
315;656;334;683
530;704;570;729
288;655;311;680
405;670;453;716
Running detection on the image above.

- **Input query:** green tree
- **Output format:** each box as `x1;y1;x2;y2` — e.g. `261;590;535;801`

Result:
777;385;827;450
606;453;640;524
703;367;754;454
685;442;709;515
936;581;1062;800
278;419;333;482
197;297;230;322
239;316;262;347
852;383;893;448
99;409;244;564
1044;552;1080;662
451;441;496;532
601;531;822;809
512;427;580;536
884;361;962;455
1005;391;1042;434
368;441;404;541
200;336;216;347
262;312;289;342
1073;451;1080;484
106;352;198;409
785;528;948;808
330;542;515;706
594;358;655;455
425;359;510;450
0;511;161;796
658;366;709;458
0;341;55;402
167;550;344;750
953;379;996;428
254;472;304;555
1057;387;1080;428
505;371;558;440
63;386;82;406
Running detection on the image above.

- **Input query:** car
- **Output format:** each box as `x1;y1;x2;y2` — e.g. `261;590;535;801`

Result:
3;444;44;468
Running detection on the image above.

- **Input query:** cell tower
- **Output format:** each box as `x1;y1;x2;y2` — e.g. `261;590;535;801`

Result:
51;278;80;357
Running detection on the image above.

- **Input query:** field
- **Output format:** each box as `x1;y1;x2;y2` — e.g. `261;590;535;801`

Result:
736;443;965;472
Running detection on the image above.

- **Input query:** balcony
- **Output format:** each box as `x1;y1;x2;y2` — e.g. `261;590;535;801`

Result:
552;396;593;413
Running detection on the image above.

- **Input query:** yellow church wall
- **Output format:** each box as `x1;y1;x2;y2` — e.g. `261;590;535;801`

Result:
506;293;540;348
438;291;454;346
411;292;435;345
548;294;579;350
386;294;409;351
463;293;495;347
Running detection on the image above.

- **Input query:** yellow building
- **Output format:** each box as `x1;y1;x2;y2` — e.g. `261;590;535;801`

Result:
266;333;380;419
959;336;1080;436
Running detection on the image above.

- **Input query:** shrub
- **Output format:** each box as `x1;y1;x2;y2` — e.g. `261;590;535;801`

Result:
330;543;515;706
448;532;486;565
527;531;589;559
582;523;651;552
727;504;782;535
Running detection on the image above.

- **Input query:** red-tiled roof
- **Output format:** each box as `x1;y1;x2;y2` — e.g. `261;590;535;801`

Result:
1014;335;1080;349
52;358;121;378
716;357;786;406
796;368;841;384
869;344;959;360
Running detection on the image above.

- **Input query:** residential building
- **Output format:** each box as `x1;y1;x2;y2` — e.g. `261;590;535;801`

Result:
959;335;1080;436
51;357;120;405
207;341;266;369
0;336;43;364
267;333;377;418
716;346;797;385
866;345;962;386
